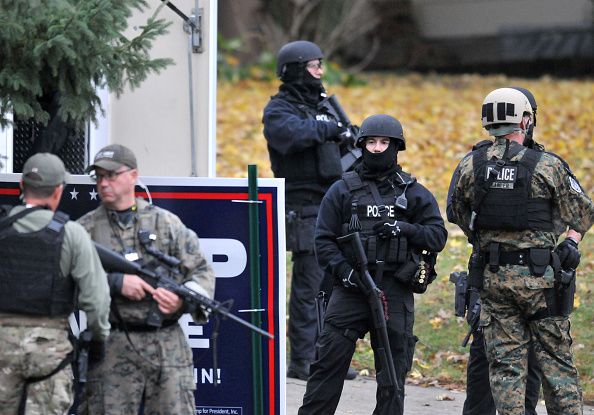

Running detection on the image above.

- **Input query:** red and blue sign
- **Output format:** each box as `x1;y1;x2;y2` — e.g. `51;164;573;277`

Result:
0;174;287;415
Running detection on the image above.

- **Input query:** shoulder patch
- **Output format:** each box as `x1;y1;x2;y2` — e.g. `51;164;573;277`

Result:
568;176;583;194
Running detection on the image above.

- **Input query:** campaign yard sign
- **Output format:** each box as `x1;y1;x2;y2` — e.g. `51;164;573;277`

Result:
0;174;286;415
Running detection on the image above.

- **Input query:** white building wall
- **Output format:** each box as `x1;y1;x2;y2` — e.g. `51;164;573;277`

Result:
96;0;217;177
412;0;593;39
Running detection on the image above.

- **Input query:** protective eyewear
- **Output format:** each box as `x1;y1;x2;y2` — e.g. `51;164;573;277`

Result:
306;61;323;70
90;168;133;183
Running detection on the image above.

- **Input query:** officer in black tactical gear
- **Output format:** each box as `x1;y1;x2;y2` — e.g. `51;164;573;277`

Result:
263;40;355;380
298;114;447;414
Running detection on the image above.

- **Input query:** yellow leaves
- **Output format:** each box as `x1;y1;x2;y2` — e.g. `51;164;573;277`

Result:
216;73;593;200
429;316;444;329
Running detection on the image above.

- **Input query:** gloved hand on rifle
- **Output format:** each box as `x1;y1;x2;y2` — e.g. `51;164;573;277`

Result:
337;263;370;296
373;220;416;239
327;123;353;144
555;237;580;270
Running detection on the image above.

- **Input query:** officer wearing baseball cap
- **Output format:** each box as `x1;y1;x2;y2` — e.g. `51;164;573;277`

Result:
77;144;216;414
22;152;70;188
85;143;138;173
0;152;110;413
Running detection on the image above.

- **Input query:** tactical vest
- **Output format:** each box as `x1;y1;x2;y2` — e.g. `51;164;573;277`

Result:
268;93;342;184
0;207;75;316
472;144;553;231
341;171;413;273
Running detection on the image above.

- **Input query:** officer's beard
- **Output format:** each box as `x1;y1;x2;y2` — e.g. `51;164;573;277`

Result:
360;141;398;178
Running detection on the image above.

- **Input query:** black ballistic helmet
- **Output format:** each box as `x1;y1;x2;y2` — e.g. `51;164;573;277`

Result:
276;40;324;77
356;114;406;151
511;86;537;126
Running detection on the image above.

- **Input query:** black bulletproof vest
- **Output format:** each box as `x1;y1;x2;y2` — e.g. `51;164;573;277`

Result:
268;93;342;185
342;171;412;271
472;145;553;231
0;207;75;316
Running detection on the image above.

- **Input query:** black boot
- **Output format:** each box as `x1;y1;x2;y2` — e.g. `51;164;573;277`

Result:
345;367;358;380
287;359;310;380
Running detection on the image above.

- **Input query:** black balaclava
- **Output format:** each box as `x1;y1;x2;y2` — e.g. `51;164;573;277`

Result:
279;62;325;106
360;139;398;179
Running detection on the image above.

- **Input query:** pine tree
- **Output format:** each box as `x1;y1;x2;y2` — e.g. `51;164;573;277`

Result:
0;0;173;130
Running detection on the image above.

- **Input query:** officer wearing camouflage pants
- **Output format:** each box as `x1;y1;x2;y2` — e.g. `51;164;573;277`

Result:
450;88;594;415
77;144;216;415
0;153;110;414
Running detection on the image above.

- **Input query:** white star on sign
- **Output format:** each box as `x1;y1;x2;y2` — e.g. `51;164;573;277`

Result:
89;189;98;200
70;188;79;200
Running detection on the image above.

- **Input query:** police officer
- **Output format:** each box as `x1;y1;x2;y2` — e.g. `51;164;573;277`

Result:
447;87;545;415
0;153;110;414
298;114;447;414
263;40;354;380
77;144;216;414
449;88;593;415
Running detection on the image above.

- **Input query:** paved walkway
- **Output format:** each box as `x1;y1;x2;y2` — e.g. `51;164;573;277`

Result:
286;376;594;415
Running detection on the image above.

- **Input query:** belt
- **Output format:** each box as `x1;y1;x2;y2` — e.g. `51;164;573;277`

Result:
111;320;178;332
484;249;530;266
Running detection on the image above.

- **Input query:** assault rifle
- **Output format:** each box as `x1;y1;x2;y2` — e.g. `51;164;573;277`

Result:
318;94;361;171
93;242;273;339
337;232;400;391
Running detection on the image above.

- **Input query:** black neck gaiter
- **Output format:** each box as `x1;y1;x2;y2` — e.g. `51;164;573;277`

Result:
279;63;325;106
360;140;398;178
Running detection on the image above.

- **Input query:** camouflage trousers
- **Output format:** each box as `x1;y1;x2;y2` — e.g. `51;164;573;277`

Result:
481;264;583;415
78;324;196;415
0;325;73;415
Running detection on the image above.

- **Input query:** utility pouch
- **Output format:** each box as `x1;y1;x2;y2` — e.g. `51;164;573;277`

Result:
286;207;318;253
316;142;342;180
528;248;551;277
449;271;468;317
384;236;408;264
285;210;299;251
410;251;437;294
394;252;418;285
556;269;576;317
468;252;485;289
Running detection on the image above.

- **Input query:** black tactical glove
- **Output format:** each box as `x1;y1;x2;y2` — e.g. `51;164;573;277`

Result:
328;124;352;144
337;266;370;296
372;220;416;239
555;237;580;270
88;340;106;366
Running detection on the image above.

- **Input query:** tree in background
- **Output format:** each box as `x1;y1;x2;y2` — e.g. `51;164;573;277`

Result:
0;0;172;154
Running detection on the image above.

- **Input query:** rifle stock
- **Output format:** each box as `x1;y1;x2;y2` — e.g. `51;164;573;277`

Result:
319;94;361;171
337;232;400;391
93;242;273;339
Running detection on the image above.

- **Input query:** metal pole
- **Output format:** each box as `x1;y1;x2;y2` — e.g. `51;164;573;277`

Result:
248;164;264;414
187;30;197;176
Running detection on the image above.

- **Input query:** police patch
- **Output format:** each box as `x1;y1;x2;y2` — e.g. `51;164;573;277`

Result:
486;164;517;190
568;176;583;194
